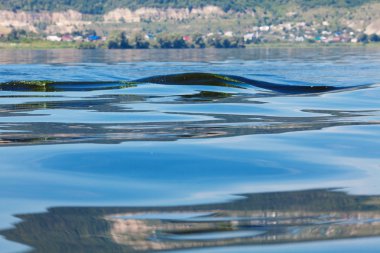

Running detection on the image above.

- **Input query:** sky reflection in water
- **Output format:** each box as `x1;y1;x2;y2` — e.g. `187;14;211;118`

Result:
0;48;379;252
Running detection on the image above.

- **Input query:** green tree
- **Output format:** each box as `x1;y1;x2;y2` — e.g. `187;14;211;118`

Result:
193;34;206;48
207;35;245;48
157;34;188;49
6;29;28;41
134;34;150;49
119;32;130;48
107;31;132;49
369;33;380;42
357;33;368;43
107;40;119;49
0;0;376;15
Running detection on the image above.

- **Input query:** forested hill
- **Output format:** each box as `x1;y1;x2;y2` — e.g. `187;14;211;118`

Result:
0;0;376;14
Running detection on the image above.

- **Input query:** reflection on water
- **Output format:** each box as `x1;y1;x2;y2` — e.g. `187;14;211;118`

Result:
0;80;378;146
2;189;380;252
1;48;378;64
0;48;380;253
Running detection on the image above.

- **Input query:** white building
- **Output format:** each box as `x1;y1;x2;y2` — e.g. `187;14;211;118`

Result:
224;31;233;37
259;26;270;32
46;35;61;42
243;33;255;42
73;36;83;41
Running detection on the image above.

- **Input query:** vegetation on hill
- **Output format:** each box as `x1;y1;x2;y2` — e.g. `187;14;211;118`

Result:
0;0;376;14
105;31;245;49
1;0;379;49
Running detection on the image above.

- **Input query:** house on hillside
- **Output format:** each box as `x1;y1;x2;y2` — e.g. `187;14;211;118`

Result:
62;34;73;42
46;35;61;42
88;35;101;41
145;33;154;40
224;31;233;37
73;36;83;42
243;33;255;42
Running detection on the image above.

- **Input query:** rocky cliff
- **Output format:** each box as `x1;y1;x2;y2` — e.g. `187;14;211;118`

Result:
0;4;379;36
103;6;227;23
0;5;229;34
0;10;88;33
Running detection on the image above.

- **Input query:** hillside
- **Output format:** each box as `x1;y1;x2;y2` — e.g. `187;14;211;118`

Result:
0;1;380;49
0;0;376;14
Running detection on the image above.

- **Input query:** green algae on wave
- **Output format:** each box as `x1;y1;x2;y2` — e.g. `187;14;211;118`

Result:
0;72;358;93
0;80;54;92
135;72;248;88
135;72;349;93
0;80;137;92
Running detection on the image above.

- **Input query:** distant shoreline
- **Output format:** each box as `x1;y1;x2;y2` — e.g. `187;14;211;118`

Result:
1;41;379;50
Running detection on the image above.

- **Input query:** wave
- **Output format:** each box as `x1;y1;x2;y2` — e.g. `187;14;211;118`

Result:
0;72;364;93
135;73;351;93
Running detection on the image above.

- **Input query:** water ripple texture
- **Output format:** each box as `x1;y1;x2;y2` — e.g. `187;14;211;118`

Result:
0;48;380;253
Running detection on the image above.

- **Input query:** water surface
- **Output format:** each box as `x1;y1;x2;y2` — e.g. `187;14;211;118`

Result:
0;48;379;253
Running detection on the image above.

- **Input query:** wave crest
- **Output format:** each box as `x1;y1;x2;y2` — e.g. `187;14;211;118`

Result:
0;72;357;93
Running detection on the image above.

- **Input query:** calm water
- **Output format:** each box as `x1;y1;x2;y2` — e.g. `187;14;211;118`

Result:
0;48;380;253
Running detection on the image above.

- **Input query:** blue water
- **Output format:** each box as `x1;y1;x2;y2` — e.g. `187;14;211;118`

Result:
0;48;380;253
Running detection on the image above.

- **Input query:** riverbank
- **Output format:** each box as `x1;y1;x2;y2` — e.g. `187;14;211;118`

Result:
0;41;78;49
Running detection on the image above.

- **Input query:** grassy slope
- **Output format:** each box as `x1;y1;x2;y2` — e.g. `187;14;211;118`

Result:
0;0;376;14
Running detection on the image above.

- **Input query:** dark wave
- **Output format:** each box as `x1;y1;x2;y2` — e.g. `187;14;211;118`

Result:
0;72;362;93
135;72;351;94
